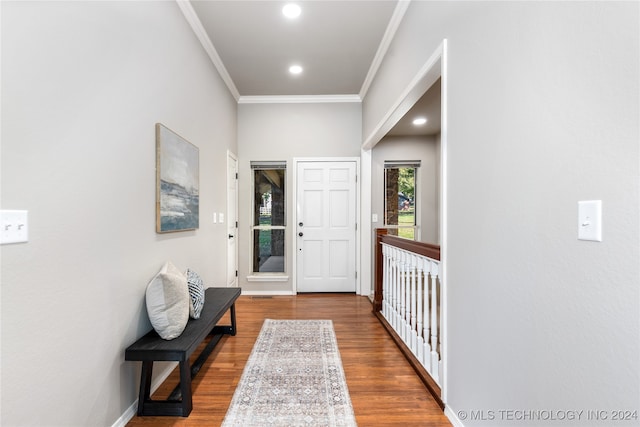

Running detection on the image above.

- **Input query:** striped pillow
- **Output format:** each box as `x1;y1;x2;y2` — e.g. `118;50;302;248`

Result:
186;269;205;319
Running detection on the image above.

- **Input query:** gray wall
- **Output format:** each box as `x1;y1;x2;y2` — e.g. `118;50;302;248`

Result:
237;102;362;293
371;135;439;244
1;2;237;426
364;1;639;423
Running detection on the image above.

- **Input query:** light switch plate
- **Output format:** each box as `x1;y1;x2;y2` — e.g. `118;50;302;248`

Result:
1;210;29;244
578;200;602;242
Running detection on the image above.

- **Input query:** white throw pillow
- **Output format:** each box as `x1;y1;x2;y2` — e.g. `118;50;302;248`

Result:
145;261;190;340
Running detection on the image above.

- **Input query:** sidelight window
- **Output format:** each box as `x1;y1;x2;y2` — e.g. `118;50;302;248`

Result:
384;161;419;240
251;161;286;273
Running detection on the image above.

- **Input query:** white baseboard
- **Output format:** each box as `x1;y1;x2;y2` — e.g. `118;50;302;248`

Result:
241;290;295;296
111;362;177;427
111;401;137;427
445;405;466;427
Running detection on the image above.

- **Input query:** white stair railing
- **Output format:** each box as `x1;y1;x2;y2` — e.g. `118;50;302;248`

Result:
381;242;441;385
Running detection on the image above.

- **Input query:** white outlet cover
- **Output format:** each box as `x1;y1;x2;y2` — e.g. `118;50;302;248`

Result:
1;210;29;244
578;200;602;242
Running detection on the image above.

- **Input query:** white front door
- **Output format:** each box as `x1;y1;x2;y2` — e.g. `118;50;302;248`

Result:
296;161;357;293
226;151;238;287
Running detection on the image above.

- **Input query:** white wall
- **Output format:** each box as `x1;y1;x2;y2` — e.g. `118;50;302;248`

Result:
237;102;362;293
1;2;237;426
371;135;439;243
364;1;639;424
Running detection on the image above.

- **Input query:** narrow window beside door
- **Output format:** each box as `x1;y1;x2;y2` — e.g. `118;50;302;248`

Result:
251;161;286;273
384;161;419;240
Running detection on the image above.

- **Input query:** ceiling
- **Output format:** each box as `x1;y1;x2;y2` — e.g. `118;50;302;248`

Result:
386;78;441;137
185;0;440;136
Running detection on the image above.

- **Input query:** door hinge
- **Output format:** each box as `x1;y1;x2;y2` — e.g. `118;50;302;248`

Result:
235;172;238;179
236;221;238;228
355;223;358;231
235;270;238;277
355;271;358;279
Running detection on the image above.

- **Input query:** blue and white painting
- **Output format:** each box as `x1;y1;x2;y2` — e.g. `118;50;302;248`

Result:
156;124;199;232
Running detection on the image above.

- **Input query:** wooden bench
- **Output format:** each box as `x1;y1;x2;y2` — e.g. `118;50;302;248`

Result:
125;287;241;417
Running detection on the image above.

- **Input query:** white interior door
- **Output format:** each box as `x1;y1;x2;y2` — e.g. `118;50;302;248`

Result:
226;151;238;287
296;161;356;292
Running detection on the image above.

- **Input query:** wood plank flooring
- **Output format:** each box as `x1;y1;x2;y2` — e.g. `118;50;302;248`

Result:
125;293;452;426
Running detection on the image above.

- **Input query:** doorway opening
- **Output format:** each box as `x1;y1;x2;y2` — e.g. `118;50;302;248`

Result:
362;40;448;403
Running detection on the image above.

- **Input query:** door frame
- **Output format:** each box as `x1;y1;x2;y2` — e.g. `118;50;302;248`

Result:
292;157;361;295
226;150;239;287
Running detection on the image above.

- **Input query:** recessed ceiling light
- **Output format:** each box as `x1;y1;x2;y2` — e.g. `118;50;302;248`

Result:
289;65;303;75
412;117;427;126
282;3;301;19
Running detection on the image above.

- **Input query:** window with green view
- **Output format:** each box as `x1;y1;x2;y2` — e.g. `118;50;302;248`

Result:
384;161;419;240
251;162;286;273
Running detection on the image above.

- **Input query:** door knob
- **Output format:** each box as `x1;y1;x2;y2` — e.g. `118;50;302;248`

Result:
299;222;304;227
298;232;304;237
228;234;234;239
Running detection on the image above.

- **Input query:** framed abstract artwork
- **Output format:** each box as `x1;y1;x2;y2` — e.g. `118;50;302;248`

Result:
156;123;199;233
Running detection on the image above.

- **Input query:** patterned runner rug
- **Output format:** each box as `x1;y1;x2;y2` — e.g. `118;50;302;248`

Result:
222;319;357;426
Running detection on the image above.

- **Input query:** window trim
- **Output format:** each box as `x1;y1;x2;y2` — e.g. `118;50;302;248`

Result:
250;161;287;275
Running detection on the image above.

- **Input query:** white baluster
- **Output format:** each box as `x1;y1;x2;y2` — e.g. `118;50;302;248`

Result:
404;251;411;343
416;258;424;362
409;253;418;354
396;249;402;338
383;244;390;323
430;262;440;384
422;259;432;373
402;250;410;343
387;246;394;326
405;250;412;347
381;244;389;320
385;244;392;321
396;249;403;340
402;250;407;341
398;249;404;339
393;247;400;332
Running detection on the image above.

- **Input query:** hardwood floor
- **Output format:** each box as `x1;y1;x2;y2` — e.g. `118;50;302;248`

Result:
126;294;452;426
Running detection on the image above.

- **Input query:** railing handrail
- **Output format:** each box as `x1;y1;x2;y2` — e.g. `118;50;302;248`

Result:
374;228;440;313
380;234;440;261
373;228;444;405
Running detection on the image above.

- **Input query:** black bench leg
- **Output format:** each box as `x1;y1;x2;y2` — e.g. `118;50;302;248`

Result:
230;303;237;336
179;360;193;417
138;361;153;416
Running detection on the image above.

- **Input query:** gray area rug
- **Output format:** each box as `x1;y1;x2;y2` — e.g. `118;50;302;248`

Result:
222;319;357;426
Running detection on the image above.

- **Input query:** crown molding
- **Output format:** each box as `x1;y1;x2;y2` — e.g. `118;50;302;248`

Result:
176;0;240;101
238;95;362;104
359;0;411;99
